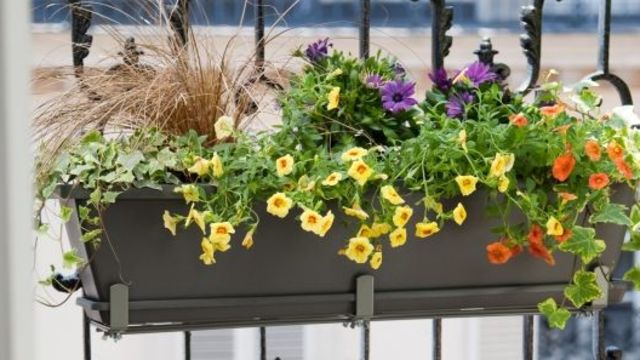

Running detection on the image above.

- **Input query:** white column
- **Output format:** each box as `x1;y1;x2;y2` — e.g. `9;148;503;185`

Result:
0;0;33;360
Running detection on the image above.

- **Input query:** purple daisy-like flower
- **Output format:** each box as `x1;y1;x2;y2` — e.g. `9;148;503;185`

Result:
446;92;474;118
464;61;497;87
428;68;452;92
364;73;385;89
380;80;418;113
393;62;406;77
305;38;332;63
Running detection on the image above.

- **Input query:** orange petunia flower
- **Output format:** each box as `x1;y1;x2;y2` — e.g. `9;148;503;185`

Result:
552;153;576;182
500;237;523;257
528;240;556;266
554;228;573;243
486;242;513;265
588;173;610;190
528;224;544;244
607;141;624;162
540;104;565;117
559;192;578;203
509;113;529;127
615;159;633;180
584;140;601;161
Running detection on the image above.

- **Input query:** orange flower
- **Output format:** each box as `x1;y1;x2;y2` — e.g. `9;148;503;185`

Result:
528;240;556;266
559;192;578;204
500;237;523;257
588;173;610;190
509;113;528;127
554;228;573;243
486;242;513;265
553;124;572;135
528;224;544;244
607;141;624;162
615;160;633;180
552;153;576;182
540;104;565;117
585;140;601;161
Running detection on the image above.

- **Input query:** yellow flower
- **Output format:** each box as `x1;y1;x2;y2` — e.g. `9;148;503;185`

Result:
300;208;323;234
242;229;254;249
185;205;206;233
392;206;413;227
210;234;231;252
343;203;369;221
327;68;343;79
458;129;468;153
276;154;295;177
373;173;389;181
266;192;294;218
188;157;210;176
327;86;341;110
347;159;373;186
369;252;383;270
199;238;215;265
345;237;374;264
452;203;467;225
341;147;368;162
389;227;407;248
214;115;234;140
209;222;235;243
424;196;444;214
546;216;564;236
455;175;479;196
357;224;374;238
498;175;510;193
489;153;515;178
415;221;440;238
162;211;179;236
297;175;316;191
381;185;405;205
174;184;200;203
371;222;392;237
322;172;343;186
211;153;224;178
317;211;335;237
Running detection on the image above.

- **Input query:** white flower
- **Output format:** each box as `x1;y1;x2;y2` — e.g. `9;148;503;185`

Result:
214;116;234;140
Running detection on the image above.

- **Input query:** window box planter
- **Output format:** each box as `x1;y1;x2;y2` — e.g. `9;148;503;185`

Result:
58;183;634;333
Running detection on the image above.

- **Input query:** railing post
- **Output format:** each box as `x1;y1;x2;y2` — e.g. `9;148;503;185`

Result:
593;311;605;360
83;311;91;360
429;0;453;70
523;315;534;360
432;318;442;360
361;321;371;360
184;331;191;360
260;326;267;360
254;0;265;70
359;0;370;59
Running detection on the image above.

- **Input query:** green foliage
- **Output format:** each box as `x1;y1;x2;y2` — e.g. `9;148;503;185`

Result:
589;203;631;226
538;298;571;330
624;267;640;290
558;226;606;264
564;270;602;308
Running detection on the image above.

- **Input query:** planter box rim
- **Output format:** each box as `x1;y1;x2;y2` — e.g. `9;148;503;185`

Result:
55;183;215;200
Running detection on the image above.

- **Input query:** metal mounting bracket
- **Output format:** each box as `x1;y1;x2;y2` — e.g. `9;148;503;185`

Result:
108;283;129;339
593;265;610;308
356;275;375;321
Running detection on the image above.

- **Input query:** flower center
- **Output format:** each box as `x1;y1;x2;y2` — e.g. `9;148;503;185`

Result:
392;93;403;102
216;227;227;235
279;159;288;168
356;244;365;253
357;165;367;174
274;198;284;207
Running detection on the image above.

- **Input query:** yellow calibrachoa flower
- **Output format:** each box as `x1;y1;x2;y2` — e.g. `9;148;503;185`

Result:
341;147;368;162
498;175;510;193
199;239;215;265
455;175;479;196
185;205;206;233
317;211;335;237
369;252;383;270
276;154;295;177
348;159;373;186
162;211;179;236
392;206;413;227
452;203;467;225
343;203;369;220
174;184;200;203
298;175;316;191
211;153;224;178
300;208;323;234
489;153;515;178
415;221;440;238
389;227;407;248
188;157;210;176
345;237;374;264
266;192;294;218
357;224;374;238
214;115;234;140
546;216;564;236
242;229;254;249
381;185;405;205
209;222;235;243
210;233;232;252
458;129;468;153
322;172;343;186
371;222;392;237
327;86;341;110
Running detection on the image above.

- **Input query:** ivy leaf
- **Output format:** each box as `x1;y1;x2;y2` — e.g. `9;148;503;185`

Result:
102;191;119;204
564;270;602;308
622;231;640;251
62;249;84;269
558;226;606;264
60;206;73;223
116;151;144;171
589;203;631;226
81;229;102;243
538;298;571;330
623;267;640;290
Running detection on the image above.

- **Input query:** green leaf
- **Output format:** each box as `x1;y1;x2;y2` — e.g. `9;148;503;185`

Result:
558;226;606;264
78;206;91;221
589;203;631;226
62;249;84;269
564;270;602;308
116;151;144;171
622;231;640;251
81;229;102;243
538;298;571;330
102;191;119;204
60;206;73;223
89;188;102;206
624;267;640;290
630;204;640;225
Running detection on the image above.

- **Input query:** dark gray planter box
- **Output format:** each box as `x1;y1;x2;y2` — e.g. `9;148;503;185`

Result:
58;184;634;333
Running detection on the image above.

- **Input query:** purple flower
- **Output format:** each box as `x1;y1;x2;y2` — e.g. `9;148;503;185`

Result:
364;74;385;89
446;92;474;118
393;63;406;77
305;38;332;63
380;80;418;113
428;68;452;92
463;61;497;87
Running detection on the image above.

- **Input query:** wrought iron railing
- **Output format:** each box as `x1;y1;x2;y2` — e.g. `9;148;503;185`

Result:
64;1;634;359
